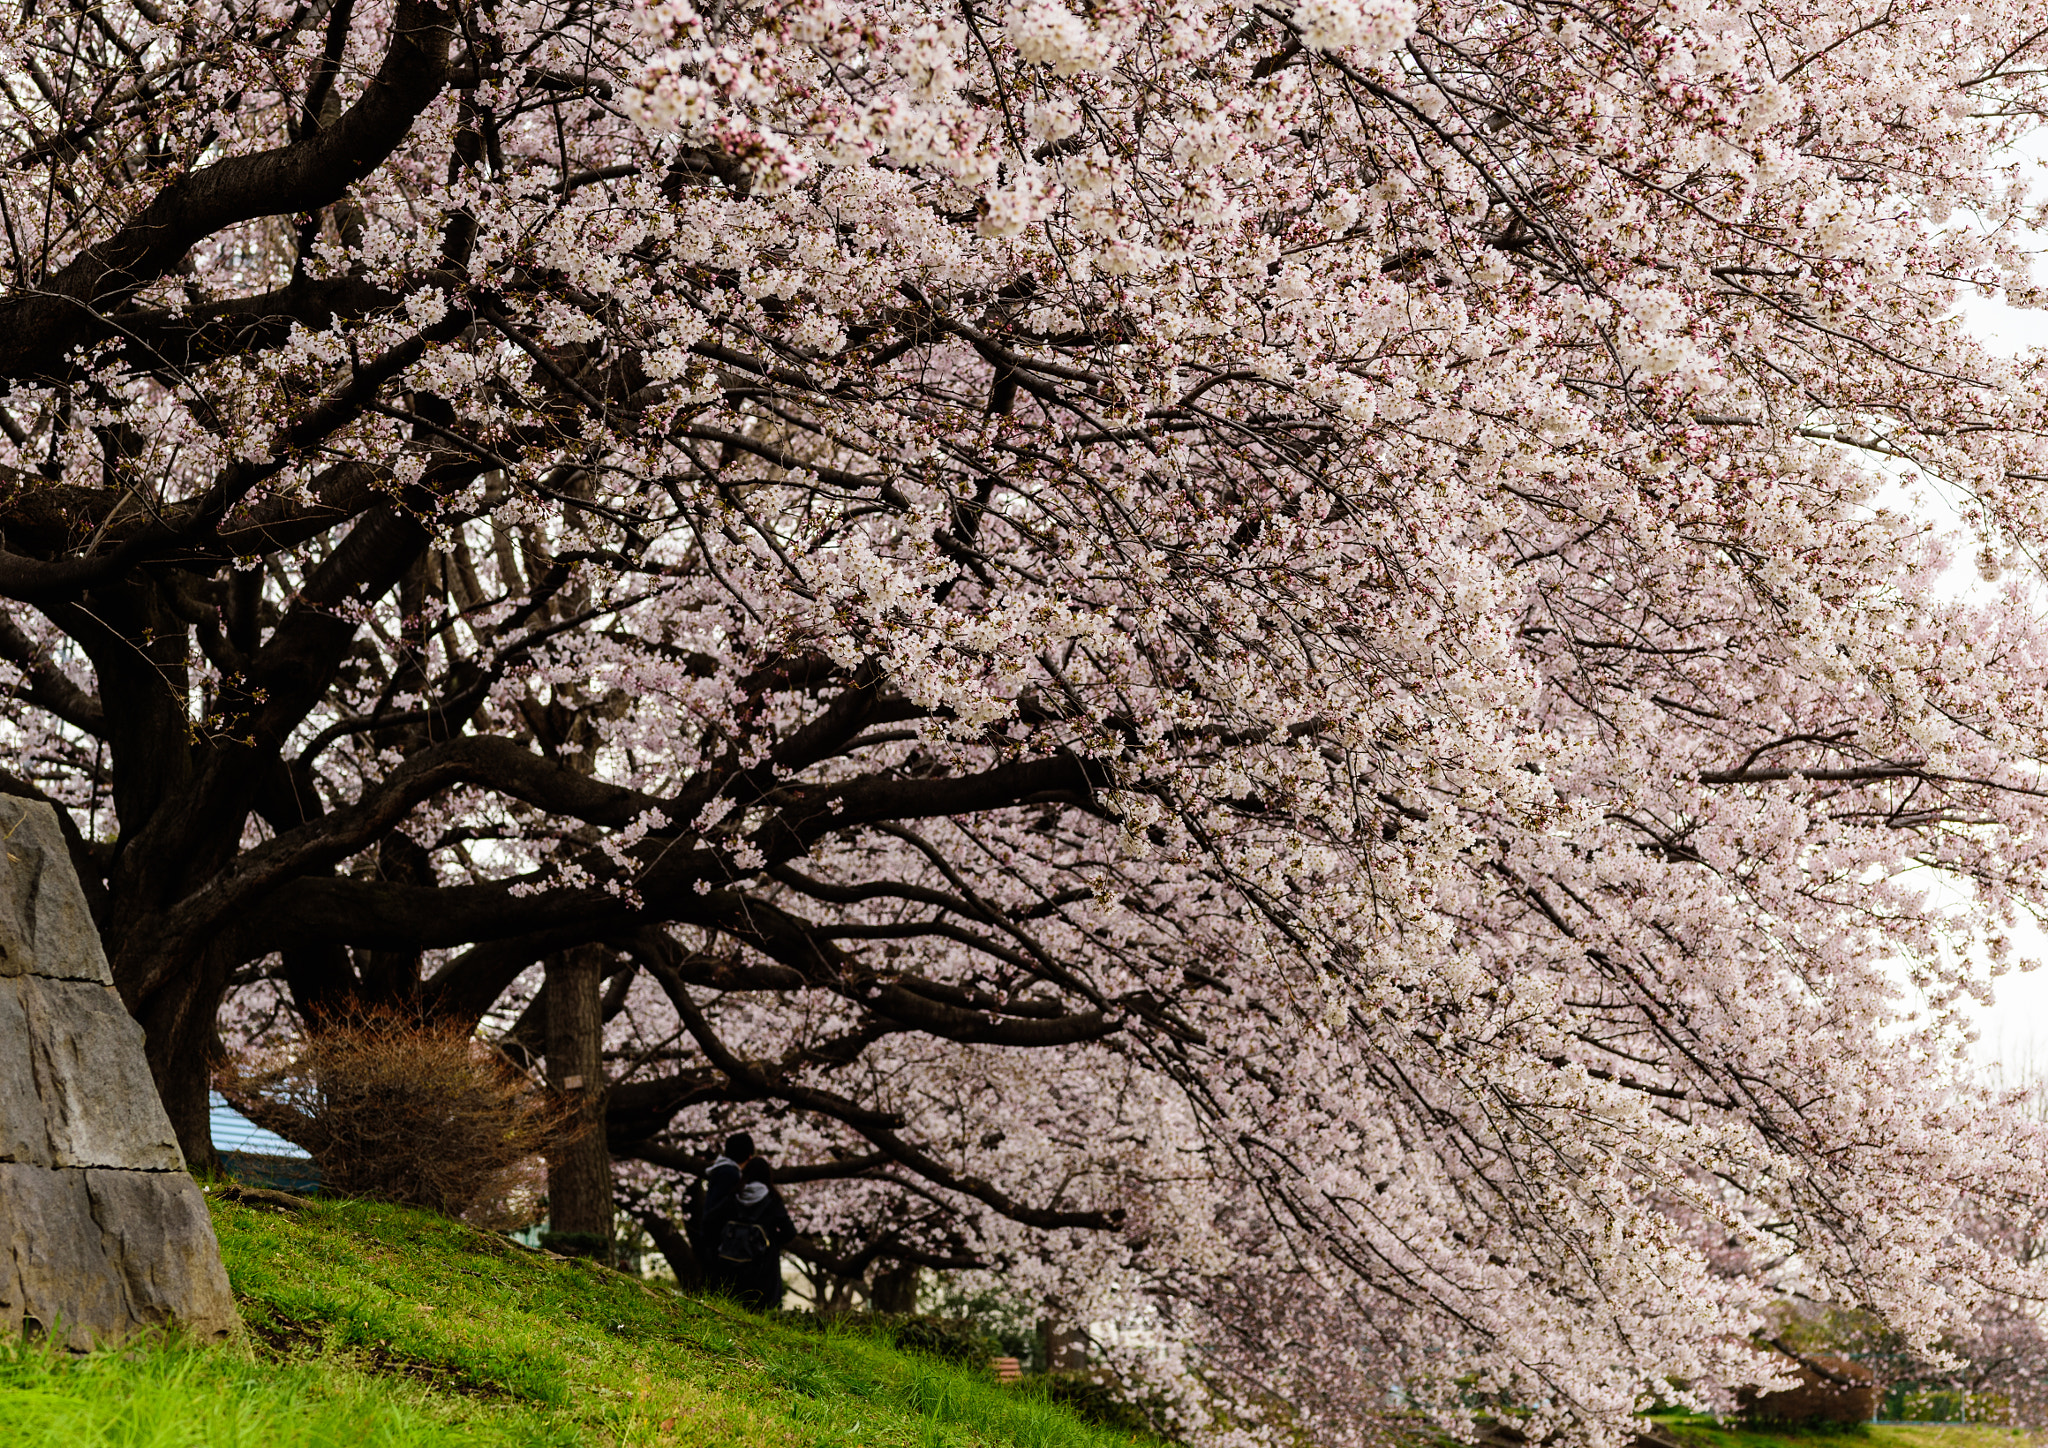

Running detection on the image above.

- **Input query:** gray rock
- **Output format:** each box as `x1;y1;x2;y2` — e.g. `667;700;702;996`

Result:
20;977;183;1172
0;799;238;1348
83;1171;236;1342
0;980;51;1167
0;800;112;985
0;1166;236;1348
0;1163;126;1350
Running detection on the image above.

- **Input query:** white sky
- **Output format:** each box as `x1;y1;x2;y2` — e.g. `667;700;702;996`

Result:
1919;289;2048;1074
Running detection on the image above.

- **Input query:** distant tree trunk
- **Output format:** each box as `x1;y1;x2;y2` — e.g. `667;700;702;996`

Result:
634;1208;703;1289
1039;1318;1089;1372
871;1262;920;1314
544;944;611;1252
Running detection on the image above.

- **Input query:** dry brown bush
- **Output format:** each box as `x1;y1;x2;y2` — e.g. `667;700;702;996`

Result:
218;1007;577;1223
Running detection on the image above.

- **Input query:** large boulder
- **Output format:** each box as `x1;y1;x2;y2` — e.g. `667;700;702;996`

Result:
0;797;237;1347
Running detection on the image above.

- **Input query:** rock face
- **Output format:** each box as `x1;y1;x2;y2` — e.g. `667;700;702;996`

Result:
0;798;238;1347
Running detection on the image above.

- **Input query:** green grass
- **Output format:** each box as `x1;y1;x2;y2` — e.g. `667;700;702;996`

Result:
0;1190;1163;1447
15;1198;2039;1448
1652;1416;2042;1448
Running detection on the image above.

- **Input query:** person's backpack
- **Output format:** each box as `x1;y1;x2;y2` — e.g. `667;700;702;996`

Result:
715;1201;770;1264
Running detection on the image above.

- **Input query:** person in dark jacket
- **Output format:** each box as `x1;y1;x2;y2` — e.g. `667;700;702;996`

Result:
690;1132;754;1290
712;1156;797;1311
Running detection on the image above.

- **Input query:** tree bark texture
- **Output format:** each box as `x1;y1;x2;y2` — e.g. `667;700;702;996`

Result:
544;944;611;1248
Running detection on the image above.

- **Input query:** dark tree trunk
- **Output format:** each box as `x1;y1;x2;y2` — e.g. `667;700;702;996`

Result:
60;576;238;1171
138;940;232;1173
871;1261;920;1314
1039;1319;1090;1372
544;944;611;1250
152;1036;218;1173
634;1208;703;1289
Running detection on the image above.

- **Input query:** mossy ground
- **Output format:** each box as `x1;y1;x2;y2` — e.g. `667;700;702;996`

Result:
0;1191;1162;1447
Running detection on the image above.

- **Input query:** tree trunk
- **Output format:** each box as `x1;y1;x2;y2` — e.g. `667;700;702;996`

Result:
137;940;232;1174
1039;1318;1089;1372
544;944;611;1253
634;1208;702;1289
145;1000;220;1174
871;1262;920;1314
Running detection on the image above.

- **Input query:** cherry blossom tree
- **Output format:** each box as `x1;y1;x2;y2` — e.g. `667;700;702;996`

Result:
8;0;2048;1438
1720;1071;2048;1427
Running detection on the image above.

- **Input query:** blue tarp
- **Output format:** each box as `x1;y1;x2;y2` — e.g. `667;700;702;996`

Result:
207;1091;308;1158
209;1090;322;1193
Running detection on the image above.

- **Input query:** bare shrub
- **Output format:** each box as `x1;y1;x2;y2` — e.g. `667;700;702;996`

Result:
460;1151;552;1233
219;1008;576;1222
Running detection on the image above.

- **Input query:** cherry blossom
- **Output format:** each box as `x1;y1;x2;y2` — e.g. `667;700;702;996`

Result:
6;0;2048;1440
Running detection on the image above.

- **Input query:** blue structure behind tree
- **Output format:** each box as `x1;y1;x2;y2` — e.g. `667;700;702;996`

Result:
210;1091;320;1195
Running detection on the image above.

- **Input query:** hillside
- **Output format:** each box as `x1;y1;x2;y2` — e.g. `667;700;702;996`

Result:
0;1191;1158;1448
5;1194;2042;1448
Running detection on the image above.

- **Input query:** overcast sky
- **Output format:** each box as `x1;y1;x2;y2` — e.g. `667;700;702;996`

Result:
1917;287;2047;1076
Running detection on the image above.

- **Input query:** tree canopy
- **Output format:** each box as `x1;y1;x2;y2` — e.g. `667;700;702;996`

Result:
7;0;2048;1438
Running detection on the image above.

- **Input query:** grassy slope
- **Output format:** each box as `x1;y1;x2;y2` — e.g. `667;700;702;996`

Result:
1654;1418;2042;1448
0;1193;1156;1448
6;1197;2042;1448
